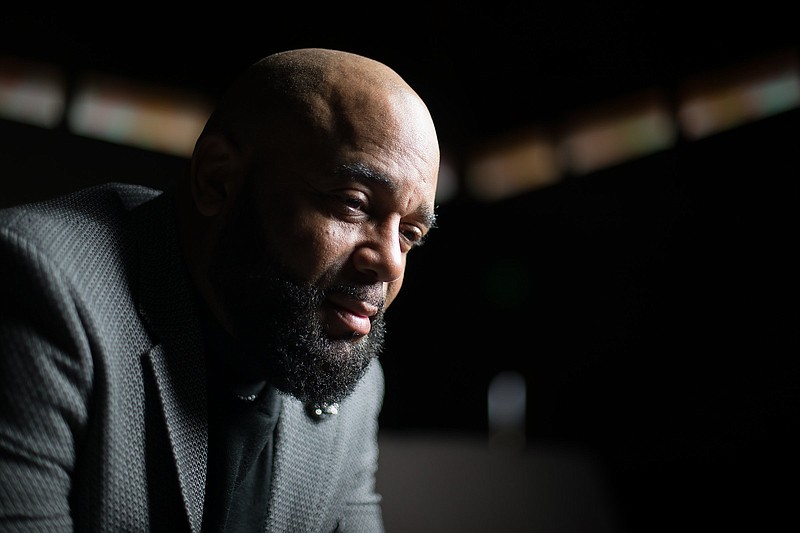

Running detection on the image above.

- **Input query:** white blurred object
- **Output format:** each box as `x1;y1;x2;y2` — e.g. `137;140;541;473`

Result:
488;370;527;451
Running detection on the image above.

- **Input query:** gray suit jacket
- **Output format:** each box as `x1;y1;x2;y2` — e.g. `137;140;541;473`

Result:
0;183;385;532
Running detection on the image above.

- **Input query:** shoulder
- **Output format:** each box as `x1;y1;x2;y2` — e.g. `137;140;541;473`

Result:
0;183;169;314
0;182;161;235
358;359;385;404
333;359;385;437
341;359;385;415
0;182;163;266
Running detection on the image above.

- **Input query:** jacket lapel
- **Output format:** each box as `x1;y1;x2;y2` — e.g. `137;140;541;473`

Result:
266;397;341;532
145;345;208;533
134;190;209;533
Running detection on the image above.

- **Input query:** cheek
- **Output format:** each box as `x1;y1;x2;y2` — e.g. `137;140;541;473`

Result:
276;219;350;281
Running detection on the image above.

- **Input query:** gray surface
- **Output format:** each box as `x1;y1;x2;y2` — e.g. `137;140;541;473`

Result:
377;432;620;533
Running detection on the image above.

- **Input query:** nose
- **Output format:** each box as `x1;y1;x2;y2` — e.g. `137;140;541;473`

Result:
351;221;405;283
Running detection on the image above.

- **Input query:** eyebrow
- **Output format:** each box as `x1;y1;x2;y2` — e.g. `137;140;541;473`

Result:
335;162;438;230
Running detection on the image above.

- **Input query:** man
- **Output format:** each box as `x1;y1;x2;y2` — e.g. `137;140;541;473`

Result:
0;48;440;532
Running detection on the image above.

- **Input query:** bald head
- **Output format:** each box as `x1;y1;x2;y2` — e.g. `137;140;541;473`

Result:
198;48;438;167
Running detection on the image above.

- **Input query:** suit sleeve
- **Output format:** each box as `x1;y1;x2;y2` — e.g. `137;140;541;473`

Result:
0;227;93;531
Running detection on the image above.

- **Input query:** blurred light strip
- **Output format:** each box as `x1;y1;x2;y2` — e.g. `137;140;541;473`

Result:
68;73;213;157
559;89;676;176
465;128;561;202
0;56;66;128
678;48;800;140
435;153;459;204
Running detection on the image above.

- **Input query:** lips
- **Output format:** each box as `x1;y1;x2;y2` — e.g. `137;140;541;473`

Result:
325;292;379;338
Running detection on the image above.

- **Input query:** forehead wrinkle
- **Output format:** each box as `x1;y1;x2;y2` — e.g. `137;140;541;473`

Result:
335;162;437;229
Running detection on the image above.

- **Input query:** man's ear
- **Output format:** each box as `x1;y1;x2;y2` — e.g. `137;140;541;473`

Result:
190;134;244;216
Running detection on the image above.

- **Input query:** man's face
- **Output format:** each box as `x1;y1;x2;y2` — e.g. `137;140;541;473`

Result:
208;189;389;406
208;94;439;405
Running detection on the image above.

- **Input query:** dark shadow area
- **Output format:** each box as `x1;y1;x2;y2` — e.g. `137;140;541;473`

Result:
380;107;799;531
0;121;185;208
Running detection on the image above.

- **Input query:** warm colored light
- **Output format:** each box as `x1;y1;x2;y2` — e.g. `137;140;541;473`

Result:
465;128;561;202
678;48;800;139
559;89;676;175
0;57;66;128
435;153;459;203
68;73;213;157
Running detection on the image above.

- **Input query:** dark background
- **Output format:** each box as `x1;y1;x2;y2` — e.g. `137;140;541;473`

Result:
1;5;796;154
1;5;797;532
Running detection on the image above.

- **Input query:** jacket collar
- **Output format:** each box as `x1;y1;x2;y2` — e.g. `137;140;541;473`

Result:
133;189;209;533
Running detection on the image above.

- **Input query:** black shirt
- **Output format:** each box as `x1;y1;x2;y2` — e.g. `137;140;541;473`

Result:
200;309;282;533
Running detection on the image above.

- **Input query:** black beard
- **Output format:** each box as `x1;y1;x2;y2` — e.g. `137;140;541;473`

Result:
208;195;386;406
235;274;386;405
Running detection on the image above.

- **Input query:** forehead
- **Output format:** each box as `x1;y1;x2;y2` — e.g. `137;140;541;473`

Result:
259;79;439;217
342;93;438;193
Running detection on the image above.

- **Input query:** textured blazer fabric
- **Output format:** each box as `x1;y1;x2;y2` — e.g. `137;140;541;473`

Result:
0;183;385;532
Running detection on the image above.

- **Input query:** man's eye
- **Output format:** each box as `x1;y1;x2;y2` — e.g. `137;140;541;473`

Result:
336;193;367;214
401;226;426;248
343;196;364;209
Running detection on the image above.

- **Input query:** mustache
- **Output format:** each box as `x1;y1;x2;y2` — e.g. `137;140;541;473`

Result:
324;284;385;311
240;263;386;315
